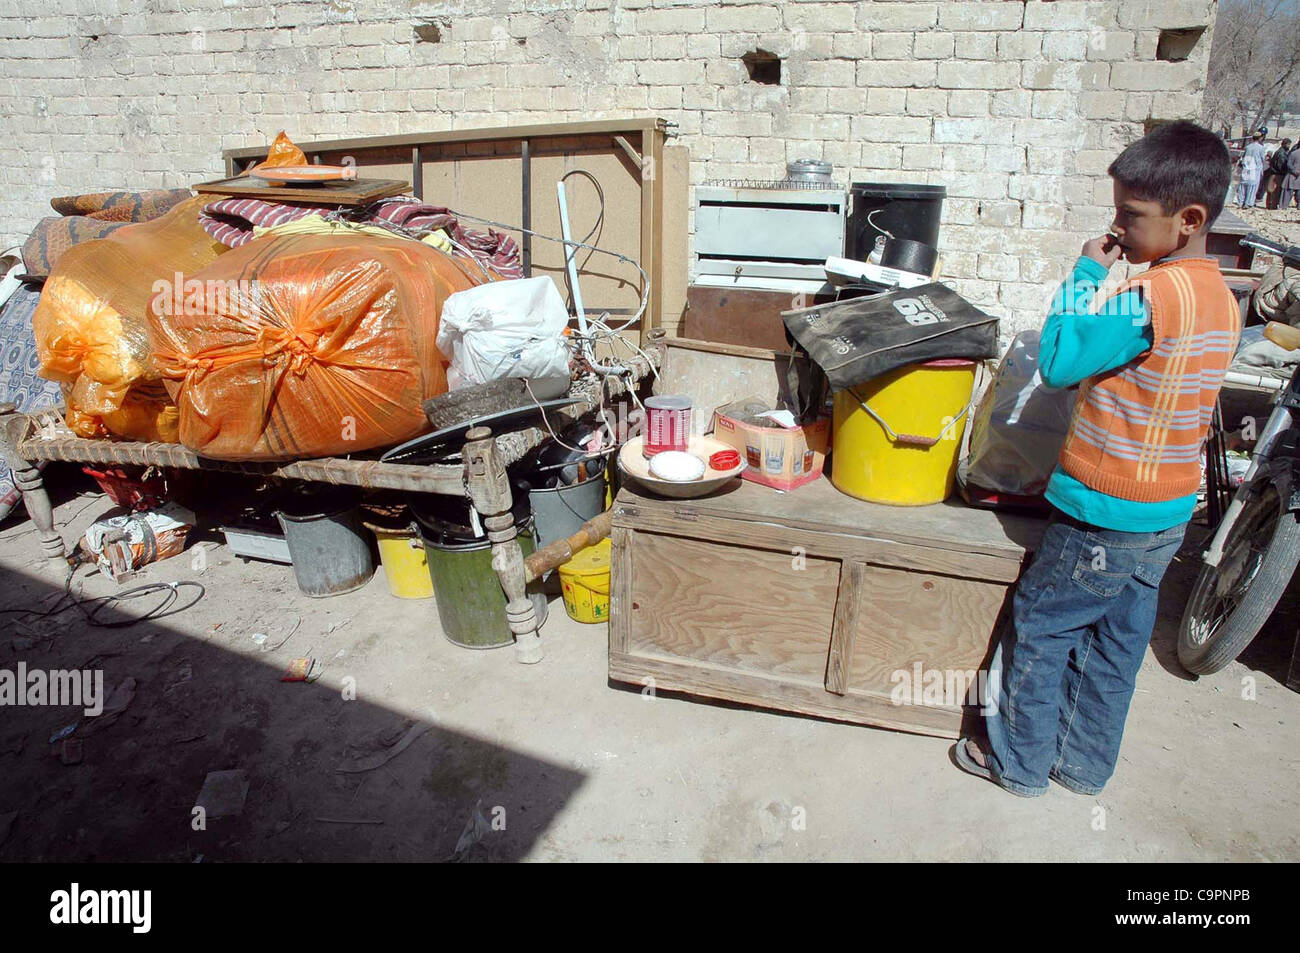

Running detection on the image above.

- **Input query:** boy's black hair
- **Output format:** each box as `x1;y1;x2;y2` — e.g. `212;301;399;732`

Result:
1107;120;1231;224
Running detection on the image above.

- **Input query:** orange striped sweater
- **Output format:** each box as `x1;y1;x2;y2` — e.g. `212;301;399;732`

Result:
1058;257;1240;502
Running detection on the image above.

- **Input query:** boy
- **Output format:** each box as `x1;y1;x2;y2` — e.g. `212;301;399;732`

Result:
955;121;1239;797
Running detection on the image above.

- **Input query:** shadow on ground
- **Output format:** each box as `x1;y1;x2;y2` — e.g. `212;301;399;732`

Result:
0;556;585;862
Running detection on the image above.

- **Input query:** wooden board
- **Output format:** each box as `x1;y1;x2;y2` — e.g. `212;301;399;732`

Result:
616;474;1045;562
609;479;1042;737
627;532;840;683
192;176;411;204
660;146;691;335
683;286;798;352
218;119;682;343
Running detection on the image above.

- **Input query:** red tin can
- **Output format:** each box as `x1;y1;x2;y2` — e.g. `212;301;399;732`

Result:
643;395;692;457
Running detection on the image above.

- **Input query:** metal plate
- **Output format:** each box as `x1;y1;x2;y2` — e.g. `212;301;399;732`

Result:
380;399;575;466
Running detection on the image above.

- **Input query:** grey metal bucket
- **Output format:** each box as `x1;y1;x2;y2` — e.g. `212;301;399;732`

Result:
275;502;375;598
528;471;607;548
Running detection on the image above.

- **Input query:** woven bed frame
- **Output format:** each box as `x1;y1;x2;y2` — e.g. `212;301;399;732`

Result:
0;346;657;663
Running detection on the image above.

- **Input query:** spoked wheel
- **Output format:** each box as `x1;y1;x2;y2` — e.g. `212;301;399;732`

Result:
1178;482;1300;675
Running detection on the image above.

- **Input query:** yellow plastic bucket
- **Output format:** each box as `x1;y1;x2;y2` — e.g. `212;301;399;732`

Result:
366;522;434;600
831;358;976;505
558;538;612;624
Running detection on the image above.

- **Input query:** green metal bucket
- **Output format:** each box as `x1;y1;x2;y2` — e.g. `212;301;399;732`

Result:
415;517;548;649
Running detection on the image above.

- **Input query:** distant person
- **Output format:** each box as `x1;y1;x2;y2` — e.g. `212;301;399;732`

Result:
1281;141;1300;211
1237;130;1267;208
1262;137;1291;207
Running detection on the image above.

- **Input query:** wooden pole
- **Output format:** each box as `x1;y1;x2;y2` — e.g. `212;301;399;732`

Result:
523;508;613;584
462;425;543;664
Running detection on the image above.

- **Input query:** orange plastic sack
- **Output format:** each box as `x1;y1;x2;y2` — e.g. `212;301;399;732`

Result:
247;131;307;174
33;196;224;441
146;232;486;460
64;382;179;444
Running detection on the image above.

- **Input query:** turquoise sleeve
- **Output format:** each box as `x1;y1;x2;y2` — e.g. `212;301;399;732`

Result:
1039;256;1154;389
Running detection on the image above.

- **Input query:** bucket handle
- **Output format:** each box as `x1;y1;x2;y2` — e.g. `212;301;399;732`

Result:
847;386;971;448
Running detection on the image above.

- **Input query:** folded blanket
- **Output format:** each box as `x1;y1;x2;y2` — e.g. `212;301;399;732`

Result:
198;195;524;279
21;188;193;277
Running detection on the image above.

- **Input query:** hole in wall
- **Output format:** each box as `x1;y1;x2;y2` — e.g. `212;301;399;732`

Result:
742;49;781;85
414;22;443;43
1143;118;1175;136
1156;26;1205;62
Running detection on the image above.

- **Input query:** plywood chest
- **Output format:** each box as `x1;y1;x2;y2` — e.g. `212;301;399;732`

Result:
608;478;1047;738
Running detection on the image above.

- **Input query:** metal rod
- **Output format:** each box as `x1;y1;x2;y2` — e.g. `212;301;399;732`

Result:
521;138;532;275
557;180;590;340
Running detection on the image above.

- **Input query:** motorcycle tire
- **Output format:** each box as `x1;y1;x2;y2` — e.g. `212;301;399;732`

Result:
1178;486;1300;675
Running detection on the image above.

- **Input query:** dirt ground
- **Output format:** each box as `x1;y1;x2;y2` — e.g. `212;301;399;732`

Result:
1230;198;1300;250
0;466;1297;864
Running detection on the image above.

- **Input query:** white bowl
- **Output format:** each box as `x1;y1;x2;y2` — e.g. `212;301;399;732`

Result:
619;436;744;499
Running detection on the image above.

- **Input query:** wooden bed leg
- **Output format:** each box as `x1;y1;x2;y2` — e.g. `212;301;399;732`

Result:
0;404;66;570
463;425;543;664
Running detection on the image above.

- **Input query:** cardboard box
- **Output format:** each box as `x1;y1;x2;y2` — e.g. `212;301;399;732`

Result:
710;400;830;491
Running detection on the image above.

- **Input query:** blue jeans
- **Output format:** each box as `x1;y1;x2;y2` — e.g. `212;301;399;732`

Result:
982;511;1187;797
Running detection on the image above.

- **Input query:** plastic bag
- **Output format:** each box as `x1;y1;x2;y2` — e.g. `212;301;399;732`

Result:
33;196;223;441
146;232;485;460
435;277;572;390
248;130;307;173
79;502;193;581
965;330;1077;496
783;283;1000;392
63;381;179;444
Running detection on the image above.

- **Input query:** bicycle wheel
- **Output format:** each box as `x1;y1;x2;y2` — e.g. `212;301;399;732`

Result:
1178;481;1300;675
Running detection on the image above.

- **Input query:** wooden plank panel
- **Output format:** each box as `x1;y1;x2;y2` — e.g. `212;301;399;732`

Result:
683;287;797;353
616;476;1045;561
609;652;963;738
222;118;666;161
192;176;410;204
845;563;1010;703
825;558;866;695
608;525;633;656
529;146;644;318
660;144;690;335
626;532;838;683
612;506;1023;583
420;153;525;254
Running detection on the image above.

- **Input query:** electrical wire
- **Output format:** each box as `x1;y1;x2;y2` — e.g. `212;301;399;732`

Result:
445;204;652;335
558;168;605;313
60;564;206;628
0;566;205;629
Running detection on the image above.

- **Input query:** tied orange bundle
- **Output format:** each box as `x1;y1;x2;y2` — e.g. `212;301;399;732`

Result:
145;232;488;461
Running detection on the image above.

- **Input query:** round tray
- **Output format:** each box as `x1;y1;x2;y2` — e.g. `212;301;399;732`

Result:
618;435;744;499
249;165;358;184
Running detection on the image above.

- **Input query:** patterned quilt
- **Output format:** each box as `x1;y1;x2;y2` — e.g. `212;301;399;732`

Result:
0;283;62;522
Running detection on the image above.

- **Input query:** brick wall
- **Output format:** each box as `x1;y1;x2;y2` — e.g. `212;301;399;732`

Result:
0;0;1218;333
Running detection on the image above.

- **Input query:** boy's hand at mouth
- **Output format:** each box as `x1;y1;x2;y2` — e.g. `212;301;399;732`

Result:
1082;233;1123;267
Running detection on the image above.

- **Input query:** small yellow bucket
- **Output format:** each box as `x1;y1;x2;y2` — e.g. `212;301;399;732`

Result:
365;522;434;600
558;538;612;624
831;359;976;506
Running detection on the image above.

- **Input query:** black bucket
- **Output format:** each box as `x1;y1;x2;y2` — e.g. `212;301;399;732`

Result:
879;237;939;277
847;182;946;262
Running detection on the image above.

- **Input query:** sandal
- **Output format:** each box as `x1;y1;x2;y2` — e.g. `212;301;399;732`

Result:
952;737;994;782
